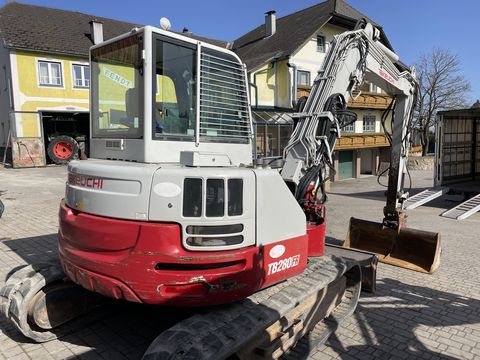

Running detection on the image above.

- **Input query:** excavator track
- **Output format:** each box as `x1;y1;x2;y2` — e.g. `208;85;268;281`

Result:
2;256;360;356
142;255;361;360
0;262;104;343
0;263;64;342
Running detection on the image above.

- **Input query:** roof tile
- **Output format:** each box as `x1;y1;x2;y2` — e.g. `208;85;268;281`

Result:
0;2;228;57
233;0;388;71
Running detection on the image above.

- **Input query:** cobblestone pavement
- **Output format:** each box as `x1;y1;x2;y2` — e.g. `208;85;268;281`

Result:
0;165;479;359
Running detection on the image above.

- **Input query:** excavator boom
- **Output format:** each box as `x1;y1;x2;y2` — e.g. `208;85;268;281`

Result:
281;21;441;273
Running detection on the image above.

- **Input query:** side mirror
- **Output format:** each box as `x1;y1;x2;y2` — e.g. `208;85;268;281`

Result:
125;88;139;119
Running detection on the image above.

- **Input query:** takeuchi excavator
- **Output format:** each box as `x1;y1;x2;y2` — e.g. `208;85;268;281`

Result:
0;19;440;359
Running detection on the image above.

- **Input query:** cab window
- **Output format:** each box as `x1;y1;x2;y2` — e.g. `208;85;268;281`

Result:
153;37;196;141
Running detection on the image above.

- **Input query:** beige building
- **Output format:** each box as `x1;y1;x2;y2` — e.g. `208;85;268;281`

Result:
0;3;138;166
232;0;398;180
1;0;398;176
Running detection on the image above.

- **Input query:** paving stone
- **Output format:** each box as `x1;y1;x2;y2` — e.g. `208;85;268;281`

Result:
450;334;477;348
6;353;29;360
1;346;24;358
444;346;475;360
51;349;76;360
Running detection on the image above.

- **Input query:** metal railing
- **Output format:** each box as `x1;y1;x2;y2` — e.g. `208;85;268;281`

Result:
199;52;251;142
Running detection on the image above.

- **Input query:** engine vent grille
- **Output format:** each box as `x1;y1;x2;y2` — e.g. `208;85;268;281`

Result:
105;139;124;150
186;235;244;247
183;178;243;218
186;224;244;235
199;49;251;143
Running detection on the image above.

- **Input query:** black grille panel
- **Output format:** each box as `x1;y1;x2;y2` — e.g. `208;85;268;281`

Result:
182;178;244;219
186;235;243;247
186;224;243;235
183;178;202;217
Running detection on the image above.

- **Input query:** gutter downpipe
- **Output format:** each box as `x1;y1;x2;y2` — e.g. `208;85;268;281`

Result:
249;71;258;160
250;71;258;109
287;60;297;108
274;62;278;108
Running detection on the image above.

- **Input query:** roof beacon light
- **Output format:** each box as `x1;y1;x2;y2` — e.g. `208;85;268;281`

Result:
160;17;171;31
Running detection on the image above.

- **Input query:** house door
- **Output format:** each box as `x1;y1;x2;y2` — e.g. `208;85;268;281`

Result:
360;148;373;174
339;150;353;180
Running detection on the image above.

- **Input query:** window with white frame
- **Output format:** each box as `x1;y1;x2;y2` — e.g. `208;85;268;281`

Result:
317;35;326;52
297;70;310;87
343;121;355;133
38;61;62;86
363;114;376;132
72;64;90;88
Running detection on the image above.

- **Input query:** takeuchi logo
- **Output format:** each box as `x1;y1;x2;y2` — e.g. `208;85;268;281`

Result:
68;173;103;189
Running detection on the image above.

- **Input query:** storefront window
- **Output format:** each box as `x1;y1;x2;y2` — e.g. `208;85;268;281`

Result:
267;125;279;156
255;125;266;157
280;125;293;156
254;123;294;158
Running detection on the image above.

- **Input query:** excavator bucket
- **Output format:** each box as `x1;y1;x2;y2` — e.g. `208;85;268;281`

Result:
344;217;441;274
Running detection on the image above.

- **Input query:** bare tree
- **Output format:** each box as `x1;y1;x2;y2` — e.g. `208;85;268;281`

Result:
413;48;471;155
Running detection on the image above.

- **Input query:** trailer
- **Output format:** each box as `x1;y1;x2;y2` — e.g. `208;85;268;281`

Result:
435;107;480;188
435;107;480;219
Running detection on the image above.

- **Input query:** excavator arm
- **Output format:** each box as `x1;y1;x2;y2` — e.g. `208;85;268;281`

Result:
282;21;440;273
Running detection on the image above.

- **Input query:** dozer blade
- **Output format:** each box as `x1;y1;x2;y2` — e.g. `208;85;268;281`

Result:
344;217;441;274
325;243;378;292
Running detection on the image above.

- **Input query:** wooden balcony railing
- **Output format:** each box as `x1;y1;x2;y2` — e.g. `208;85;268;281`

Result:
296;91;393;110
347;93;393;110
335;133;390;149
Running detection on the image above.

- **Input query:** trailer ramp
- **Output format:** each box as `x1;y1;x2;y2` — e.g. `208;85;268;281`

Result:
403;187;449;210
441;193;480;220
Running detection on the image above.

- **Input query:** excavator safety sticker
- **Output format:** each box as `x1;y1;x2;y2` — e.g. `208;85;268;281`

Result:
267;255;300;275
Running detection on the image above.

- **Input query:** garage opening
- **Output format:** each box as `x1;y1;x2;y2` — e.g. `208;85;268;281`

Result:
360;148;374;175
338;150;354;180
41;111;89;164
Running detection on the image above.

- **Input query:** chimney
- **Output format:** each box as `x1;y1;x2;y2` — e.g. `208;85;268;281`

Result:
265;10;276;37
89;19;104;45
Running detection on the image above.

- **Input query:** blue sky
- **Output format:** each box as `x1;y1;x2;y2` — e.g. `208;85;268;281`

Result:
5;0;480;102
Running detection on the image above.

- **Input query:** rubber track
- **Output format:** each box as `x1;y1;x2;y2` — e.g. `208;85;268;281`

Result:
281;267;360;359
0;263;65;342
142;256;361;360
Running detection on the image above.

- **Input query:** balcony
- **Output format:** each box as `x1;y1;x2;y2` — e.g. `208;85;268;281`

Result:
296;91;393;110
335;133;389;150
348;93;393;110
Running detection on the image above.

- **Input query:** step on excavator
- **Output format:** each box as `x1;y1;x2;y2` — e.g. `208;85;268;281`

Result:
0;19;440;359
